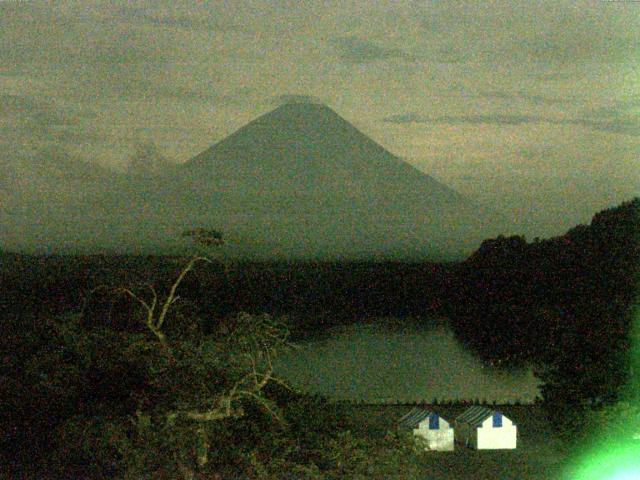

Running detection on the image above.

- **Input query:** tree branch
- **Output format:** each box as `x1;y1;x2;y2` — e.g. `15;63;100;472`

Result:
156;256;211;331
117;287;152;314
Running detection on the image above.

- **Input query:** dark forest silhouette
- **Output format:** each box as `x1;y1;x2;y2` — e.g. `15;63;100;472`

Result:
1;197;638;476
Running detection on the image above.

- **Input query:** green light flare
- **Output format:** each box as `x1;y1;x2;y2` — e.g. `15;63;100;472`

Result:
565;441;640;480
565;301;640;480
627;298;640;401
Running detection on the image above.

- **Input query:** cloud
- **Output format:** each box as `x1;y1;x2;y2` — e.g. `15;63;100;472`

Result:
31;145;111;179
446;86;582;106
517;93;578;107
0;94;111;159
382;113;428;124
585;96;640;118
383;112;640;136
414;2;640;67
0;5;149;69
514;33;637;65
481;91;580;107
331;36;413;64
0;3;184;99
0;94;83;125
533;71;579;82
149;84;226;103
569;117;640;136
0;94;81;139
384;113;542;126
117;7;200;29
112;5;243;32
271;94;324;106
437;114;541;126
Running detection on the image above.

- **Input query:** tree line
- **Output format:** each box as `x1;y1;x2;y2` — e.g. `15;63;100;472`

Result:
1;196;638;466
447;197;639;436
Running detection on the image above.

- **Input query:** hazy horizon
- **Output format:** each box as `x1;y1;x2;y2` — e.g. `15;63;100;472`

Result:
1;1;638;254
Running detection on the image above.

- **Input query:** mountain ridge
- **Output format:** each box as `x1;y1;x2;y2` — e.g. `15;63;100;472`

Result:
170;102;507;260
2;102;510;259
180;102;472;207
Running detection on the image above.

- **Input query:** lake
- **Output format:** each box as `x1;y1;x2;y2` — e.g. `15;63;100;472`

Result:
275;319;541;404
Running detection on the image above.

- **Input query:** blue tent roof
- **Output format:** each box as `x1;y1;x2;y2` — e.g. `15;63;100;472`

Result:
399;408;439;429
456;406;509;428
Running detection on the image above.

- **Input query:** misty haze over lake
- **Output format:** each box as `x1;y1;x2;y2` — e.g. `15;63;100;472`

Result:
276;320;541;404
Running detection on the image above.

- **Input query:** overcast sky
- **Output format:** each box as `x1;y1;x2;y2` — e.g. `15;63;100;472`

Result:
1;0;638;238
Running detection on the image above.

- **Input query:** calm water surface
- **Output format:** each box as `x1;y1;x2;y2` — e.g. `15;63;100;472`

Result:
275;320;540;404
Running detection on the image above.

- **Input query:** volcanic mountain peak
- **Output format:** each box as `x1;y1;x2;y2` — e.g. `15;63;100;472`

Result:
259;99;342;118
268;99;335;113
185;101;376;169
2;101;509;259
263;101;357;130
183;103;448;193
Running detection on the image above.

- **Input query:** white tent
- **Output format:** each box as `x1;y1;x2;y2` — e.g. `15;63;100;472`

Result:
455;406;517;450
399;408;454;451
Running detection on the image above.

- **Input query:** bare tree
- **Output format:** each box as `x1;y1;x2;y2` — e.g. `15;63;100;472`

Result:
85;232;292;477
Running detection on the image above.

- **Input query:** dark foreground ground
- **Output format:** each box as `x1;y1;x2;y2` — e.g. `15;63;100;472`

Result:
0;402;591;479
344;404;571;480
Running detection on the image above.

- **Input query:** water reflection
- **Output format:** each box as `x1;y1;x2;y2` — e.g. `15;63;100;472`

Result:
276;320;541;404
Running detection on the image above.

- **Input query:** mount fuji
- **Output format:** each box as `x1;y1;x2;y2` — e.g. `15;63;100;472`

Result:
1;101;510;259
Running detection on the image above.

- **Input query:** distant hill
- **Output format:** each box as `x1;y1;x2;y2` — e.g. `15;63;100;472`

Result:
1;102;509;259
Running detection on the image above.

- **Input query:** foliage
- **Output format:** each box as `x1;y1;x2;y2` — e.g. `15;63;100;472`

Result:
3;198;638;475
5;249;429;478
586;400;640;444
76;254;296;478
182;228;225;249
455;198;638;371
